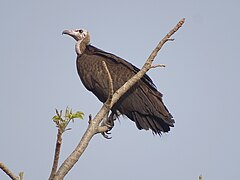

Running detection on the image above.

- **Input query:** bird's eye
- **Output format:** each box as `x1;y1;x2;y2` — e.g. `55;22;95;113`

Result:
78;29;83;33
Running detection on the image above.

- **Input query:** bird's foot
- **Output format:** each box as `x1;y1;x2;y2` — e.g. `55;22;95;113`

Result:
100;117;114;139
101;131;112;139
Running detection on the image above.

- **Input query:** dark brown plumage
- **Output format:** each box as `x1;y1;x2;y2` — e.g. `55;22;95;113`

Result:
63;29;174;135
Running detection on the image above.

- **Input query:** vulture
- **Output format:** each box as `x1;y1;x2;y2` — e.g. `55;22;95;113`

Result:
62;29;174;135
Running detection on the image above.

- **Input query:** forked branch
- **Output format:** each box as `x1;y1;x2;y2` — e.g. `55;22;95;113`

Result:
0;162;21;180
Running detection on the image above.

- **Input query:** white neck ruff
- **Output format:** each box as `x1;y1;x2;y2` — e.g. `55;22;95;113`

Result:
75;40;82;55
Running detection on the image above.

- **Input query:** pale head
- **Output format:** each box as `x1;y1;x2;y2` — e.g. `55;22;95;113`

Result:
62;29;90;44
62;28;90;55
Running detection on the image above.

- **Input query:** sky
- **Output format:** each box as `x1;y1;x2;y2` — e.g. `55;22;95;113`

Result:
0;0;240;180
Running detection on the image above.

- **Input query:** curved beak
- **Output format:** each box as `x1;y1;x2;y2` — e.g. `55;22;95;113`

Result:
62;29;80;41
62;29;73;35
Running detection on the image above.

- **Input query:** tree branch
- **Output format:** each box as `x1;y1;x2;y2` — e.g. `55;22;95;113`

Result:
0;162;19;180
54;18;185;180
102;61;114;109
151;64;166;68
99;61;115;138
19;172;24;180
110;18;185;107
53;62;115;179
49;108;83;180
49;129;63;180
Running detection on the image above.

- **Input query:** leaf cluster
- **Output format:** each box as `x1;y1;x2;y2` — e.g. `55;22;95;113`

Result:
52;107;84;132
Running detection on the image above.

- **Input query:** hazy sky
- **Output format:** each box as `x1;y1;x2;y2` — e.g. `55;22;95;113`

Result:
1;0;239;180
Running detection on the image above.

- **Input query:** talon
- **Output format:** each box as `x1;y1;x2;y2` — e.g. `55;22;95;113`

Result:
101;117;114;131
106;131;111;135
100;125;112;139
100;112;118;139
101;132;112;139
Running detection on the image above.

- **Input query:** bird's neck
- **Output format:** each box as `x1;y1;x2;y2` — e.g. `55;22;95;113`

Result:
75;40;87;56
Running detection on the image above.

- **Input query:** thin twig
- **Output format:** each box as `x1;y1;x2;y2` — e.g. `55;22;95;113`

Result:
54;18;185;180
0;162;19;180
151;64;166;68
19;172;24;180
49;129;63;180
88;114;92;124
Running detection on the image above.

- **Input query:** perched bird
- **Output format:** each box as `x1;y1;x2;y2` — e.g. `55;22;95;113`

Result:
62;29;174;135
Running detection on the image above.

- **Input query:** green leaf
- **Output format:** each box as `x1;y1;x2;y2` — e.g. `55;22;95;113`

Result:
72;111;84;119
52;115;61;122
52;107;84;132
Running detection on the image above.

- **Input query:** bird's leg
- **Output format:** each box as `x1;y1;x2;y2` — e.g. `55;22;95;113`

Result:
101;112;116;139
102;112;115;129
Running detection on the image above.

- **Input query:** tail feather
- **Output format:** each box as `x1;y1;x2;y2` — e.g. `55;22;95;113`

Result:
112;81;174;135
130;111;173;135
133;112;150;130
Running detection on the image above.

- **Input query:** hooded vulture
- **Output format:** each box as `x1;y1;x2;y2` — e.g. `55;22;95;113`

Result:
62;29;174;135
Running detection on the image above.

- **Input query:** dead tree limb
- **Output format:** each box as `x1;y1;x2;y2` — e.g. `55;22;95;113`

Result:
53;18;185;180
0;162;19;180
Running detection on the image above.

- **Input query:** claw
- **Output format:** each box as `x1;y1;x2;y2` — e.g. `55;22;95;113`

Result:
100;122;113;139
101;132;112;139
100;112;118;139
106;131;111;135
100;124;113;139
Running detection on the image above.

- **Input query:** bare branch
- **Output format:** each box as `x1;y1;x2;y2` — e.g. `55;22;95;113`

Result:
54;18;185;180
151;64;166;68
110;18;185;107
0;162;19;180
99;61;114;138
102;61;114;109
49;129;63;180
167;38;175;41
54;122;96;179
19;172;24;180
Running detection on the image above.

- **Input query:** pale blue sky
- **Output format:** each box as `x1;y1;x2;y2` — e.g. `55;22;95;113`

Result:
1;0;239;180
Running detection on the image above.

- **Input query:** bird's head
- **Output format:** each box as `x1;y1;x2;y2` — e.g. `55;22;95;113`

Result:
62;28;90;55
62;29;90;44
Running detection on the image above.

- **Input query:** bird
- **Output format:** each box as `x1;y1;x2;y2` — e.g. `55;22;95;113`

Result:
62;28;174;135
